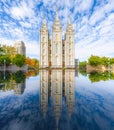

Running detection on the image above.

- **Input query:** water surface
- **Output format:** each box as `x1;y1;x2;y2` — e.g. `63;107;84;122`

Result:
0;70;114;130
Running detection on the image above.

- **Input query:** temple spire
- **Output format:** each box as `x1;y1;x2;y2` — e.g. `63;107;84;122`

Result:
41;18;47;30
56;6;59;20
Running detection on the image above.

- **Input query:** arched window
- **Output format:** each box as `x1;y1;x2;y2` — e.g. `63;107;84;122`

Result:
42;48;45;53
42;56;44;60
42;37;45;42
69;37;71;42
55;43;58;53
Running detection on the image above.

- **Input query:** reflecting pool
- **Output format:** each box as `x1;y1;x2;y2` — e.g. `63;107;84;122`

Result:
0;70;114;130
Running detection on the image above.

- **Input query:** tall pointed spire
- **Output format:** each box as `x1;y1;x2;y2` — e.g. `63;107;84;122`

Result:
53;6;62;31
41;17;48;30
66;17;74;33
56;6;59;20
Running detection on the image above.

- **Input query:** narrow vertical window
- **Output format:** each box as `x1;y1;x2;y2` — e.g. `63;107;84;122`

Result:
56;34;58;42
55;43;58;53
69;37;71;42
43;37;45;42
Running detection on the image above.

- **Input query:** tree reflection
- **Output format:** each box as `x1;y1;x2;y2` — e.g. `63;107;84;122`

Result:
89;71;114;82
12;71;25;83
25;70;39;78
79;70;87;77
0;71;26;93
0;71;11;82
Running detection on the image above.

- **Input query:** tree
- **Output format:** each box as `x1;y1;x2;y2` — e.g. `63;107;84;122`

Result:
26;57;39;69
110;58;114;65
26;57;31;65
100;57;108;66
79;61;87;68
0;55;11;65
2;45;16;61
12;54;26;67
31;59;39;67
0;47;3;55
88;55;101;66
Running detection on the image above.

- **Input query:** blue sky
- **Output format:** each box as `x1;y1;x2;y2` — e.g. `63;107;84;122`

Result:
0;0;114;61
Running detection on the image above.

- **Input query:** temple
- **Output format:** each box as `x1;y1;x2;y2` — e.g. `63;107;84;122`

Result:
40;7;75;68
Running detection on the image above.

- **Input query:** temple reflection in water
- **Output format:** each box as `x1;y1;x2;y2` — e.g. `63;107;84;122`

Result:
40;69;75;128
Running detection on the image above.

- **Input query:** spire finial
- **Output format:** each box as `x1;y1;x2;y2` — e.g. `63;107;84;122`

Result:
56;6;58;13
56;6;59;20
43;18;46;24
68;17;71;24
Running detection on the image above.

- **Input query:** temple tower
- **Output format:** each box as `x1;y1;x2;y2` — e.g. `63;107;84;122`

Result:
51;7;62;68
40;20;49;68
64;19;75;68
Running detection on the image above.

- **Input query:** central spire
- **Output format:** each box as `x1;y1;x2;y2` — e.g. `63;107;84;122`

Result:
53;6;62;30
56;6;59;20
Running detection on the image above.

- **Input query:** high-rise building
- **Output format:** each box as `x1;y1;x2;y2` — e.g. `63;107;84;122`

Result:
40;8;75;68
14;41;26;55
14;83;26;95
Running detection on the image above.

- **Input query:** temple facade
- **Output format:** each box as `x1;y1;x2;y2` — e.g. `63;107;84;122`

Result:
40;8;75;68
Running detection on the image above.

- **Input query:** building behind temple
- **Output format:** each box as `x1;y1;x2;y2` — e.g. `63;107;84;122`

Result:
14;41;26;56
40;8;75;68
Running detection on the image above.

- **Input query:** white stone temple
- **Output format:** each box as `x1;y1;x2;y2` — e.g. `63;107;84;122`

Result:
40;7;75;68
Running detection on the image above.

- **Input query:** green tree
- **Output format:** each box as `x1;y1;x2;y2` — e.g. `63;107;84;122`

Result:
0;55;11;65
12;54;26;67
88;55;101;66
79;61;87;68
2;45;16;61
110;58;114;65
0;47;3;55
101;57;108;66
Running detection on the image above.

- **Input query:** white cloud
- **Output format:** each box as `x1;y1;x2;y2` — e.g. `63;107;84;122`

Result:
0;38;14;45
74;0;93;13
104;1;114;13
26;41;40;58
19;21;32;28
10;1;35;20
89;7;105;26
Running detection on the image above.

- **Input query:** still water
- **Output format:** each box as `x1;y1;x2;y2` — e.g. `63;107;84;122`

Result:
0;70;114;130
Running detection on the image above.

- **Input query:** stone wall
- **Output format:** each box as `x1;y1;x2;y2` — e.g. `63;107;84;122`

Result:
0;64;28;72
86;64;114;73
